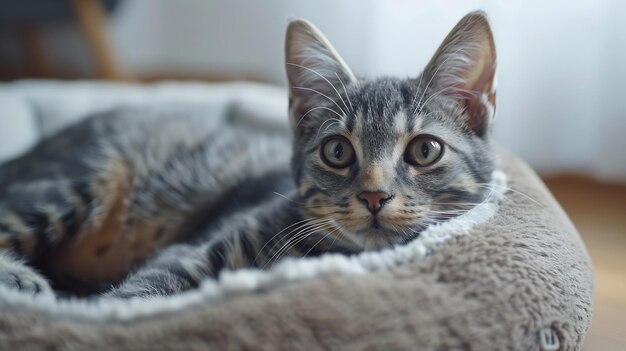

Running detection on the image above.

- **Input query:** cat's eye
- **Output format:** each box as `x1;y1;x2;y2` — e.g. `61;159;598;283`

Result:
321;136;355;168
405;135;444;167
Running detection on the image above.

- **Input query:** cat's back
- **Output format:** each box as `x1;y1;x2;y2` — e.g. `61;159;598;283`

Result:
2;107;292;187
0;107;293;291
55;107;294;222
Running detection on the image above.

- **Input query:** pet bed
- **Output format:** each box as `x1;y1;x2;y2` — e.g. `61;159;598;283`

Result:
0;81;593;350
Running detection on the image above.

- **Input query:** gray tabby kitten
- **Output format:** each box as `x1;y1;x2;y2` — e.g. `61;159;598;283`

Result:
0;11;497;298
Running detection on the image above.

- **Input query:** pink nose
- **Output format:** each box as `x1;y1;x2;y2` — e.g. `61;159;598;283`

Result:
358;192;392;214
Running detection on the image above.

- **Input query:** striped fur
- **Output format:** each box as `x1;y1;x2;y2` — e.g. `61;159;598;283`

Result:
0;11;498;298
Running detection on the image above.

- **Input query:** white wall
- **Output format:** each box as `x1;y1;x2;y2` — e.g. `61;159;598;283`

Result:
16;0;626;180
107;0;376;81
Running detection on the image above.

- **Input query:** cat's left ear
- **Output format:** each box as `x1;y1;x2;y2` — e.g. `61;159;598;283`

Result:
285;19;356;127
422;11;497;137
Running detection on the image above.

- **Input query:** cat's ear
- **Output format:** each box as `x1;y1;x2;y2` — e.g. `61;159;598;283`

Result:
285;19;356;127
421;11;497;137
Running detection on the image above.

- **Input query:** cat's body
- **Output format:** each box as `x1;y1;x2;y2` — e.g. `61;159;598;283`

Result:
0;112;303;295
0;12;498;298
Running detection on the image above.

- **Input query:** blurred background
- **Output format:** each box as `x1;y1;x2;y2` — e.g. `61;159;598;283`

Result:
0;0;624;349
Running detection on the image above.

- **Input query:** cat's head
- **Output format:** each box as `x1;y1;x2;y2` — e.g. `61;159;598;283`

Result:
286;12;497;250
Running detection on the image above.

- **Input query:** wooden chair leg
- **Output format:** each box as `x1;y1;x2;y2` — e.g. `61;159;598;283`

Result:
20;27;54;78
69;0;129;81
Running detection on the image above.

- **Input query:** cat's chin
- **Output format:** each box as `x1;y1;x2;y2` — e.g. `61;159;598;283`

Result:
350;226;417;251
331;215;424;250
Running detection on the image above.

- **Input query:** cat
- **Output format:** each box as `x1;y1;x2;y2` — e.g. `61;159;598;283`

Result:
0;11;497;298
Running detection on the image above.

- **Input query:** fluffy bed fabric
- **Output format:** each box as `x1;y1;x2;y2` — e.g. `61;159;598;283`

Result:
0;81;593;351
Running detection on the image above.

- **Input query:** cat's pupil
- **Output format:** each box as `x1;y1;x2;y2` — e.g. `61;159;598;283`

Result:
334;143;344;159
421;142;429;159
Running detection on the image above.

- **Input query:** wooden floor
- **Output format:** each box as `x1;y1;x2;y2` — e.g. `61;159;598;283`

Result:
543;175;626;351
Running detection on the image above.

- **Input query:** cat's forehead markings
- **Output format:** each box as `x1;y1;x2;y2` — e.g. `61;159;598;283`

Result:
351;110;363;137
347;111;365;162
394;111;408;135
409;116;425;135
391;137;408;162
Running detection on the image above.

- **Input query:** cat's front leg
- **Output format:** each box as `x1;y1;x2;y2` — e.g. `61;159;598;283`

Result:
104;243;214;299
104;228;265;299
0;250;53;296
105;205;294;299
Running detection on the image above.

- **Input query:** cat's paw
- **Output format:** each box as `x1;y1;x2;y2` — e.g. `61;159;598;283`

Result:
103;273;182;299
0;268;52;295
103;285;156;299
0;253;53;296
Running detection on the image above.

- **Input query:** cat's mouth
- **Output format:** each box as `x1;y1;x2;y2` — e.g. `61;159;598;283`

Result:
342;215;423;250
306;200;429;249
371;217;383;229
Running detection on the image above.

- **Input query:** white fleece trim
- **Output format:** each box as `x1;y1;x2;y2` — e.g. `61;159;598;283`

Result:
0;171;507;322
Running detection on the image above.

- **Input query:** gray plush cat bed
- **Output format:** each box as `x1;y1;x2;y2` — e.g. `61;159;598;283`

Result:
0;82;593;350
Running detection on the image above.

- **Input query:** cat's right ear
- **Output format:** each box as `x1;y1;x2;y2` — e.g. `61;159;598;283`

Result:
420;11;497;137
285;19;356;128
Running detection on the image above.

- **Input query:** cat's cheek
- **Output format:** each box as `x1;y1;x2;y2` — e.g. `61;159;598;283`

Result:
297;178;315;197
379;198;430;229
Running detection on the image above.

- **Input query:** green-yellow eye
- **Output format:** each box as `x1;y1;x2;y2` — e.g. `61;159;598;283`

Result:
321;136;355;168
405;135;444;166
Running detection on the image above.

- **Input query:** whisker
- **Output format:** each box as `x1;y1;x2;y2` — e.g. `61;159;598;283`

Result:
268;221;336;267
316;119;343;139
409;69;425;114
428;211;470;216
430;202;484;206
292;86;347;117
265;218;335;264
296;106;344;128
327;228;342;252
272;191;299;203
303;228;338;257
255;216;331;264
477;183;541;205
287;62;351;116
335;72;354;113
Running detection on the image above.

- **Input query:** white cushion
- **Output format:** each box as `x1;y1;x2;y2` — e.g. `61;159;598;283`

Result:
0;89;39;163
0;80;289;163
